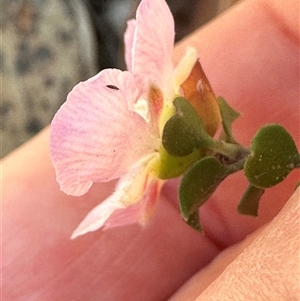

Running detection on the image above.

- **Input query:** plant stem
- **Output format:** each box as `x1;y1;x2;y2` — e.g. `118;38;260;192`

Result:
208;138;249;161
226;157;247;175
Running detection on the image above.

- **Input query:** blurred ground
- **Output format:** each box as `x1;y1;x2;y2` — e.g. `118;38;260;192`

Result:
0;0;239;158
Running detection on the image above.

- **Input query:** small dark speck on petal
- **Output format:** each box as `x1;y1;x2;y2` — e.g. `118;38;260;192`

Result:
106;85;119;91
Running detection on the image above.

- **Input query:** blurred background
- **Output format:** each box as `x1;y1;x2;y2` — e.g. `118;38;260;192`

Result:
0;0;239;158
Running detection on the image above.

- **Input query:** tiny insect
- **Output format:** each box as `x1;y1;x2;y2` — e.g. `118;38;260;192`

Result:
106;85;119;91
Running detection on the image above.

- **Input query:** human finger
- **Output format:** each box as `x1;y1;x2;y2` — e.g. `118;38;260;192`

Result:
169;187;299;300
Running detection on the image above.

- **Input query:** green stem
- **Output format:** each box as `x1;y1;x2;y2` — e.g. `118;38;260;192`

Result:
226;157;247;175
207;138;249;161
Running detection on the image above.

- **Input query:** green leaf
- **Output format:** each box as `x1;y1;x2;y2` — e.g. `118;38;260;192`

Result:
162;97;211;156
179;156;228;219
162;115;200;156
244;124;300;188
217;97;240;144
237;185;265;216
185;211;202;232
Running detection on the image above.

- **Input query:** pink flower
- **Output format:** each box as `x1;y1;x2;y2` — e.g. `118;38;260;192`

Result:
50;0;200;238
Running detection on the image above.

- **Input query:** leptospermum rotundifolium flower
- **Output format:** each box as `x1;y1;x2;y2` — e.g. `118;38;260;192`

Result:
50;0;222;238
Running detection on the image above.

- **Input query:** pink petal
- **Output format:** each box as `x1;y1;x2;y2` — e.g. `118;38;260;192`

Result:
103;202;143;229
50;69;156;196
105;177;163;229
71;196;123;239
130;0;175;94
71;158;154;238
124;19;136;72
138;177;163;225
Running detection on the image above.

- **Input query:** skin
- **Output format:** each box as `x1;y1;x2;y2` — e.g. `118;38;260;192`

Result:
2;0;299;300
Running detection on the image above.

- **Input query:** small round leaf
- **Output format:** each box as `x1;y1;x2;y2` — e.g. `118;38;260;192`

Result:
179;156;228;219
244;124;299;188
162;97;211;157
162;115;200;156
